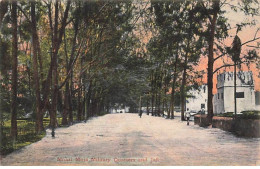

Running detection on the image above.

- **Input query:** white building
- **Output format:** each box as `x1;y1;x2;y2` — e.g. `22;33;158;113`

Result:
213;71;256;114
110;106;130;113
186;84;208;114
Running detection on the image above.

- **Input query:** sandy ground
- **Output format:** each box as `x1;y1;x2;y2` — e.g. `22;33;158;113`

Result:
1;113;260;166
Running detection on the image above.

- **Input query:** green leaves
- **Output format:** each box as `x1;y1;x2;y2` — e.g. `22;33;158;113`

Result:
231;35;242;63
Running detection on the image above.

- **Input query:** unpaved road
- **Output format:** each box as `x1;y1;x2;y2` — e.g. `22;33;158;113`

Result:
1;113;260;166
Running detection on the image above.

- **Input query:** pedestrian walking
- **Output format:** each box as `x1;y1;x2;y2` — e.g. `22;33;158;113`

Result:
139;110;143;118
186;111;191;125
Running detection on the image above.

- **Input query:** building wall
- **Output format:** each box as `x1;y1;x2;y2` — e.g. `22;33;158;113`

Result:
255;91;260;111
213;87;225;114
186;85;208;113
214;71;256;114
223;86;255;113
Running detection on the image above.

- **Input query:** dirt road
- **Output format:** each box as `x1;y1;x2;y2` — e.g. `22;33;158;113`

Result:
1;113;259;166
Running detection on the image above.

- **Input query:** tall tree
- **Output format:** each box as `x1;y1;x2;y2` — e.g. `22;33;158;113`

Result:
49;0;71;131
207;0;220;123
11;0;18;139
149;1;203;120
31;0;44;133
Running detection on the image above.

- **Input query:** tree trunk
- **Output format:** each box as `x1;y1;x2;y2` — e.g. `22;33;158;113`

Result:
234;63;237;118
31;1;44;133
169;44;179;119
11;1;18;139
146;97;149;115
180;18;193;121
68;52;74;124
62;82;69;125
151;72;154;116
154;73;158;117
155;71;159;116
50;0;71;129
170;79;176;119
207;1;219;124
77;85;82;121
86;81;92;118
77;55;83;121
49;0;59;131
158;89;161;117
82;85;87;121
68;74;73;124
170;62;177;119
158;71;163;117
180;50;189;121
163;70;167;117
64;0;76;124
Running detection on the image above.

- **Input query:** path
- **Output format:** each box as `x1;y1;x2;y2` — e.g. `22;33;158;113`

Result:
1;113;260;166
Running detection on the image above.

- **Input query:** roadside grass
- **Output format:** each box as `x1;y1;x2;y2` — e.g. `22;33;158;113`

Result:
0;117;62;156
1;112;109;156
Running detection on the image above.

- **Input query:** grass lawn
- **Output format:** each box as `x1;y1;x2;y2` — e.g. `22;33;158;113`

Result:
0;117;63;156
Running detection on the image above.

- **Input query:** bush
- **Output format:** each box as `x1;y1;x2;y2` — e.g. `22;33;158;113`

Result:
216;112;234;117
239;111;260;119
98;111;108;116
216;111;260;119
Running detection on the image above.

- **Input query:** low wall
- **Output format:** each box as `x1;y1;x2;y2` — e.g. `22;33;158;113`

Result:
212;116;234;132
194;115;260;137
194;115;210;127
232;118;260;137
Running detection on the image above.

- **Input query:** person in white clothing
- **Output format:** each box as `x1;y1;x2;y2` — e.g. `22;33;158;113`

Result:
186;111;191;125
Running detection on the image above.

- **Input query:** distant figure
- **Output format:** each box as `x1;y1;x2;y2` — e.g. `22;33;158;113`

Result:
51;127;55;138
186;111;191;125
201;108;205;114
139;110;143;118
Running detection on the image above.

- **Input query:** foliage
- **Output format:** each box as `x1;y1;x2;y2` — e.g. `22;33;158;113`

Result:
239;111;260;119
216;111;260;119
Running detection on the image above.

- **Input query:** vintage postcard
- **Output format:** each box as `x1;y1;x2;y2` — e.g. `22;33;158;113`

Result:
0;0;259;166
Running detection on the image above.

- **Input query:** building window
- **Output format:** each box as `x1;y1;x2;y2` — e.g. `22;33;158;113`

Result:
236;92;244;98
221;93;223;99
201;104;205;109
